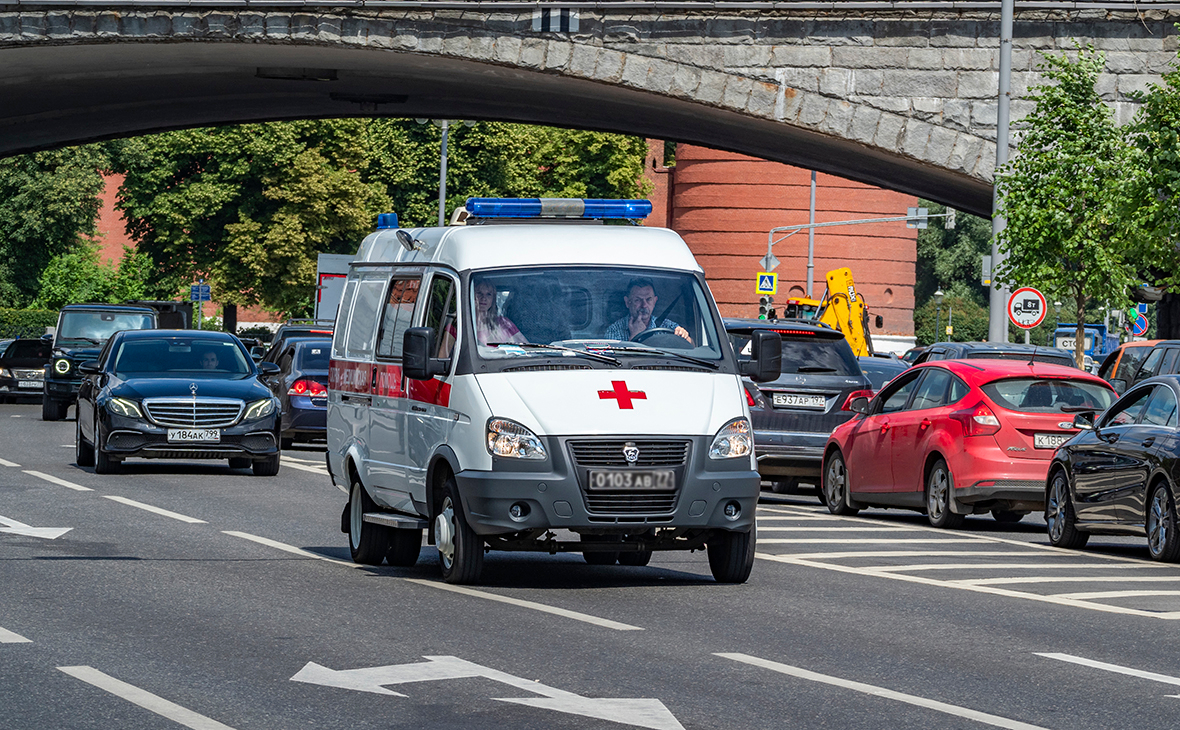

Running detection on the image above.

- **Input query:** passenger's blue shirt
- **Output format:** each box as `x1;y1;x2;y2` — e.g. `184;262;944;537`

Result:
604;315;681;341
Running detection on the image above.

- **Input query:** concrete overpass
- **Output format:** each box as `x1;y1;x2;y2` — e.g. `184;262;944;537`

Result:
1;1;1177;216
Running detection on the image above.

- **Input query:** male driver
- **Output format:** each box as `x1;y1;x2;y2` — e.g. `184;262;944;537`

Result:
200;350;220;370
604;278;692;343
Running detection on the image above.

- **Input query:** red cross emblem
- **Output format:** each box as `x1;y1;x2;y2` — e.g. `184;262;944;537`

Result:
598;380;646;409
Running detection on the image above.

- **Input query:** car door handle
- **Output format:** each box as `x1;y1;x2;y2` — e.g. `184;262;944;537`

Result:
1142;436;1156;448
880;421;890;434
920;419;933;430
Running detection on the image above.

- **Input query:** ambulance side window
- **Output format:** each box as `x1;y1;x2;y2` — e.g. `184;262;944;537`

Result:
345;276;388;360
375;277;422;360
424;274;458;359
331;278;358;359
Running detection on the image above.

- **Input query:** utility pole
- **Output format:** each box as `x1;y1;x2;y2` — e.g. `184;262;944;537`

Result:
988;0;1014;343
806;170;817;298
438;119;449;227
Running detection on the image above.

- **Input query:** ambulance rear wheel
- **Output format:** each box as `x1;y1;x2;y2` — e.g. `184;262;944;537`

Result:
348;480;390;565
436;477;483;584
618;550;653;567
707;526;755;584
581;535;621;565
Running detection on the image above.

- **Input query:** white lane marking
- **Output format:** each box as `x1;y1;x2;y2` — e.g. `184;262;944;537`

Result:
9;415;20;418
221;531;640;631
0;625;32;643
1050;589;1180;600
957;576;1180;586
280;460;329;475
0;514;71;539
1036;652;1180;688
872;562;1171;573
222;531;359;568
60;444;72;448
280;454;322;464
759;538;986;545
58;666;237;730
777;550;1037;560
718;653;1050;730
756;552;1180;619
403;579;644;632
103;497;206;524
22;470;91;491
0;457;19;467
754;515;849;521
756;526;923;532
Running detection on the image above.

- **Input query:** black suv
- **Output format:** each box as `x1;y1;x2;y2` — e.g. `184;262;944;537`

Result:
912;341;1076;368
725;319;873;495
43;304;157;421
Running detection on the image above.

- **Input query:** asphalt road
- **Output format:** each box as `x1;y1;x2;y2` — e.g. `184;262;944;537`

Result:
3;401;1180;730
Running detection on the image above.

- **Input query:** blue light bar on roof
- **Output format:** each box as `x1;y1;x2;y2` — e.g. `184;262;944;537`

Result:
465;198;653;220
376;213;399;229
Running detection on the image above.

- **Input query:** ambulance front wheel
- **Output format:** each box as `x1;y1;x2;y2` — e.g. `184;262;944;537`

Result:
348;480;390;565
707;526;755;584
436;476;484;584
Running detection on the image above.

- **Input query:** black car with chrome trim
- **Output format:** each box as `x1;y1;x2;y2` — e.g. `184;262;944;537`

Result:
1046;374;1180;561
43;303;157;421
74;330;283;475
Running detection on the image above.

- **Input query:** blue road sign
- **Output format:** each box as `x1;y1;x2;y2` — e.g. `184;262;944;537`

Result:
1132;313;1149;337
1138;303;1149;315
755;272;777;295
190;285;211;302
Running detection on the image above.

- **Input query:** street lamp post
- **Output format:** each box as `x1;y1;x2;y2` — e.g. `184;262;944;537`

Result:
934;288;945;344
417;119;475;226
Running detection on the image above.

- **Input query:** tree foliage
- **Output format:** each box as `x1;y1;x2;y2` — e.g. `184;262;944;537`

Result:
0;146;110;307
33;244;151;310
993;45;1135;366
914;200;993;310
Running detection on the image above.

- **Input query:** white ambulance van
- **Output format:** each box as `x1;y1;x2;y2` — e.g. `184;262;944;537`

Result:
327;198;781;584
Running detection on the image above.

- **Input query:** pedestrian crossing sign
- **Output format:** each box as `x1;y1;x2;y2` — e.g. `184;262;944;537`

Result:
756;272;777;295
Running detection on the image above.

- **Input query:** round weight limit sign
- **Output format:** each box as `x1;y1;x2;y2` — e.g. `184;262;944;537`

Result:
1007;287;1047;329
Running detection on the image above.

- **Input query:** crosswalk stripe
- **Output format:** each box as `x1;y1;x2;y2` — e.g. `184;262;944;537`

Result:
1049;589;1180;600
759;538;986;544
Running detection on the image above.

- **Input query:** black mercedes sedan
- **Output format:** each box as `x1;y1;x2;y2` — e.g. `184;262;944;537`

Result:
1046;374;1180;561
74;330;283;476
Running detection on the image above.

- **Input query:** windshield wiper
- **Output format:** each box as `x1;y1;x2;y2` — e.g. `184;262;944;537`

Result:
596;344;719;370
59;336;102;346
487;342;620;366
796;366;838;373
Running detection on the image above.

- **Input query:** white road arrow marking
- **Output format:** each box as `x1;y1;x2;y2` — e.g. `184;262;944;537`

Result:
0;514;71;539
292;655;684;730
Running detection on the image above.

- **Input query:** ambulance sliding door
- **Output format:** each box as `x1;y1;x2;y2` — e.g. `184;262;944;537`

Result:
367;268;424;514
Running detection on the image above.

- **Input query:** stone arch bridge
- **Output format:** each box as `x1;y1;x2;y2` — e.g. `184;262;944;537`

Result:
2;1;1177;215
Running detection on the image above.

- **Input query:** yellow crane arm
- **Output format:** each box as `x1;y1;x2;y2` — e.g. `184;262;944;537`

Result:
816;268;875;357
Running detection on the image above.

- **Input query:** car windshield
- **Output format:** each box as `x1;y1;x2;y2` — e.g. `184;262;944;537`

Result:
111;338;252;379
981;377;1114;414
967;351;1075;368
859;360;907;389
470;267;724;363
57;311;153;345
298;343;331;371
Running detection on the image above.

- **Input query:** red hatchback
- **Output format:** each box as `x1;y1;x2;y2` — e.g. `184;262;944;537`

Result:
821;360;1116;528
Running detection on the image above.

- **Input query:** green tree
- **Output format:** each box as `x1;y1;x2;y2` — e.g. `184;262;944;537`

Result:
0;145;110;307
33;244;150;310
115;120;390;316
914;200;993;311
993;45;1136;367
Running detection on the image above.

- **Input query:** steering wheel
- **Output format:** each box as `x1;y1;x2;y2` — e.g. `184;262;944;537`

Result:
633;327;677;343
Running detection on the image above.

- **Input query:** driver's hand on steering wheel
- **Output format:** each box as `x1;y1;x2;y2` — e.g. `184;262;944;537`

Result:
673;326;693;344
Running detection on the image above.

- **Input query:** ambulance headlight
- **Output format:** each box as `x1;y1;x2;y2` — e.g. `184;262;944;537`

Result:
486;418;547;460
709;418;753;459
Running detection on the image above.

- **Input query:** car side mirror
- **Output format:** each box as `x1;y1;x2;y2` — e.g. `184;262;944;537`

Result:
250;346;266;363
258;362;281;376
849;396;870;414
1109;378;1127;395
403;327;449;381
1072;412;1095;430
739;330;782;383
40;333;52;342
77;360;100;376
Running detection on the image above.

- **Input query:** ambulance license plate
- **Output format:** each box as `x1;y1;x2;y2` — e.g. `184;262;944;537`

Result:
18;381;40;389
773;393;826;409
1034;433;1071;449
167;428;220;443
588;470;675;490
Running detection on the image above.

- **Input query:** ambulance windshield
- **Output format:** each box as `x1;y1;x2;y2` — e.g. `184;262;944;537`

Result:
470;267;725;364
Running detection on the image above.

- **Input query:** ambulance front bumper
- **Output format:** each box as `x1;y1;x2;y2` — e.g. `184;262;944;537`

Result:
454;435;759;534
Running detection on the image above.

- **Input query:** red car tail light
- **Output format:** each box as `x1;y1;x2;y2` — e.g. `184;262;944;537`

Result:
965;403;1001;436
289;379;327;397
745;389;757;408
841;389;875;411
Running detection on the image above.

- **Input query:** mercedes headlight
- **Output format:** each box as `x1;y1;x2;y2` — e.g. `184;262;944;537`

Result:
106;397;143;419
486;418;546;460
54;359;71;375
244;398;277;420
709;418;753;459
0;368;11;379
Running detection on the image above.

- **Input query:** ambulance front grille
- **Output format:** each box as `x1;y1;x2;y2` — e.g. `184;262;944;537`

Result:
568;440;689;468
583;491;678;515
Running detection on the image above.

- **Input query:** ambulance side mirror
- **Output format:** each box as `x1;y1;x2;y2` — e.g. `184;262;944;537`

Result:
740;330;781;383
403;327;449;380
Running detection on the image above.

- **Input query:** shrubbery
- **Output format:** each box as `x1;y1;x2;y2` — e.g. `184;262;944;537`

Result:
0;308;57;339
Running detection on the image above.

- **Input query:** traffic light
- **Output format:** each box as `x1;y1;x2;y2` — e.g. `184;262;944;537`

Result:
758;296;776;320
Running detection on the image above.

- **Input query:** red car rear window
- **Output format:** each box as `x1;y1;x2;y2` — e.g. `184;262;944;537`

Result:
981;377;1114;414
